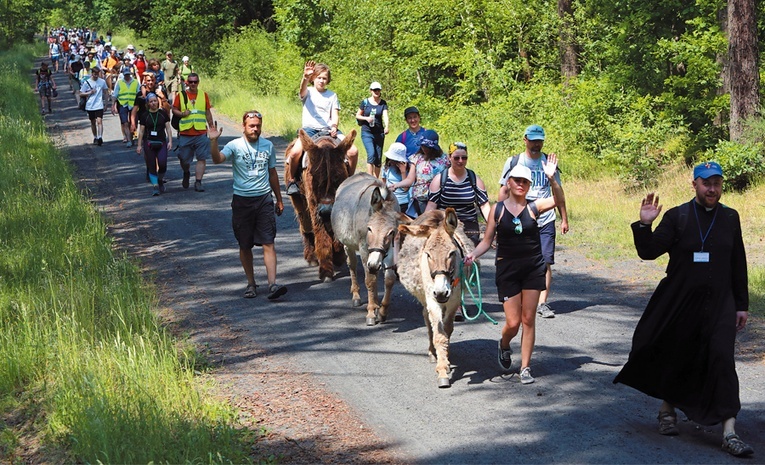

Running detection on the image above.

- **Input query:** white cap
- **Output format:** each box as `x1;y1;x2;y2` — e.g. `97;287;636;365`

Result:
384;143;408;163
369;81;382;90
505;164;533;183
182;56;189;62
137;50;144;55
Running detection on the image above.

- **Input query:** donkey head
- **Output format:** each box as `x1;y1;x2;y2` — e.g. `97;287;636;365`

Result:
299;129;357;222
399;208;462;303
365;187;409;274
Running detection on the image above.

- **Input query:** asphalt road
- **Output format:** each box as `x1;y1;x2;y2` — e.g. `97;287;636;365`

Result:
43;68;764;464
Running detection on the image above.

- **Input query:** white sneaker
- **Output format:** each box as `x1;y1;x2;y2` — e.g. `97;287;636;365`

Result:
520;366;535;384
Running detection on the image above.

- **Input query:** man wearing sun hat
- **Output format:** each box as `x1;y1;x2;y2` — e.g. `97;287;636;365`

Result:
614;161;753;458
498;124;569;318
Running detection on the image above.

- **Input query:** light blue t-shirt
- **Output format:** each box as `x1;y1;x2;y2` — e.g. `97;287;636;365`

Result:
498;152;561;227
221;136;276;197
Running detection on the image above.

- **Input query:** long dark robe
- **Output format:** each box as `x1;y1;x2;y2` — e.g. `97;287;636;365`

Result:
613;199;748;425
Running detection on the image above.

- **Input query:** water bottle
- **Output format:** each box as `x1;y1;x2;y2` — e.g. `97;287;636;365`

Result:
369;108;376;127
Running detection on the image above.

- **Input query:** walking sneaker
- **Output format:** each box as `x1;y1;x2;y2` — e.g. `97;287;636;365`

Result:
93;137;98;145
454;306;465;322
182;169;190;189
152;185;160;196
194;180;204;192
519;366;535;384
537;302;555;318
97;137;103;146
497;340;513;371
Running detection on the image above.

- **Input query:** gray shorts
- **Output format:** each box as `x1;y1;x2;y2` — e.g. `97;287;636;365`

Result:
178;134;210;165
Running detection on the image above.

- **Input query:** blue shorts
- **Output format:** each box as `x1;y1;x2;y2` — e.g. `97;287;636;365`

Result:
361;130;384;167
301;127;345;141
538;220;556;265
118;105;131;124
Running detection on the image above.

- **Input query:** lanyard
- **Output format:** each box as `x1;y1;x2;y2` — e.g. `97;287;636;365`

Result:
244;138;260;169
691;199;719;252
148;110;159;133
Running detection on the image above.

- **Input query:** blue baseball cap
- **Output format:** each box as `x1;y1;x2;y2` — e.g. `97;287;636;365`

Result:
420;129;442;153
524;124;545;141
693;161;723;179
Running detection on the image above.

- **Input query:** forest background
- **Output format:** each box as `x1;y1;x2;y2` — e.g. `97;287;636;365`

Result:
5;0;765;189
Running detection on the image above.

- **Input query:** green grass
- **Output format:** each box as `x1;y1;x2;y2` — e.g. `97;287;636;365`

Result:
0;45;257;463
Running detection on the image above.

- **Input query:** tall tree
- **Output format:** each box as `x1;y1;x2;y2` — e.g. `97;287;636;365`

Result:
728;0;760;141
558;0;579;79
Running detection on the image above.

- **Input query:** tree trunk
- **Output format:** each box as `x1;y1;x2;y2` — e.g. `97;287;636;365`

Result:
728;0;760;141
558;0;579;80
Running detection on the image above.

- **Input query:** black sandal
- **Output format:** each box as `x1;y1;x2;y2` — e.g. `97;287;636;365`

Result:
243;284;257;298
722;433;754;457
657;411;679;436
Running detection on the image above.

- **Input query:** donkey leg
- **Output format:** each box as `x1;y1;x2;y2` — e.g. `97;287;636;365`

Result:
364;267;379;326
377;266;397;323
427;303;452;388
313;223;335;282
346;248;362;308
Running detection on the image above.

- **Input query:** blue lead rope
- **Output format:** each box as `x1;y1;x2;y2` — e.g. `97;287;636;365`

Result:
459;262;498;325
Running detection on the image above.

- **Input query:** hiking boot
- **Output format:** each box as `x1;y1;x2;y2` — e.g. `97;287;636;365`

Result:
722;434;754;457
454;307;465;322
497;340;512;371
182;170;190;189
152;185;160;196
194;180;204;192
537;302;555;318
519;366;535;384
286;181;300;196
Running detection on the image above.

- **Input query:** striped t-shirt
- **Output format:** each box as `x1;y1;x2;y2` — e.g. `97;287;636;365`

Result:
428;171;489;223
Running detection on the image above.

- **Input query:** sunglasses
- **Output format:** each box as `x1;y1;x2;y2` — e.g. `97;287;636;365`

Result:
187;80;199;84
243;111;263;122
452;156;468;161
449;142;467;155
512;217;523;235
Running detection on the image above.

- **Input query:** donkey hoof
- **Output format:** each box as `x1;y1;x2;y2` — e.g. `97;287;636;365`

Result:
352;298;362;307
437;377;451;388
322;275;334;283
308;260;319;267
365;317;377;326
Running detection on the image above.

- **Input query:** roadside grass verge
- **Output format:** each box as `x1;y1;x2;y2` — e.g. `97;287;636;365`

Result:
0;46;257;463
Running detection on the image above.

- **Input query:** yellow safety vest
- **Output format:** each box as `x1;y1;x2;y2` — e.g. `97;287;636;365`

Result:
116;79;138;106
179;92;208;131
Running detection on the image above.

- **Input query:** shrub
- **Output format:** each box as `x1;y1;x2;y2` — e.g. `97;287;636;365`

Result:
704;140;765;191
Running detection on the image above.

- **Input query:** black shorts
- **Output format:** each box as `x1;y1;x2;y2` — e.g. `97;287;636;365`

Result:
231;193;276;249
495;255;546;301
87;109;104;121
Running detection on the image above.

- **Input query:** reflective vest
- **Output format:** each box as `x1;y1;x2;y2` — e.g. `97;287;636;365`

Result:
179;92;208;132
116;79;138;106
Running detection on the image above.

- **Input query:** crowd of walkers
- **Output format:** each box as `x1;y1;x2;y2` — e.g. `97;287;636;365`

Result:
32;45;755;457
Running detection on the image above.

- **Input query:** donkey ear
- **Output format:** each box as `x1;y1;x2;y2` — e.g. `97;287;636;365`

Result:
370;187;383;212
337;130;356;153
444;208;459;235
399;223;432;237
398;212;413;224
298;129;315;152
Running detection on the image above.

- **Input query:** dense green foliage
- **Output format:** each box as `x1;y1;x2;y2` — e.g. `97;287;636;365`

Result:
0;46;254;463
6;0;765;185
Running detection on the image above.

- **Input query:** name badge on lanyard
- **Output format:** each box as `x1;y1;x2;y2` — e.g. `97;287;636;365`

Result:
693;251;710;263
150;131;158;136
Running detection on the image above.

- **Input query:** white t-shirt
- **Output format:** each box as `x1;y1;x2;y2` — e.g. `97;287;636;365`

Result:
80;78;108;111
498;153;562;227
301;87;340;130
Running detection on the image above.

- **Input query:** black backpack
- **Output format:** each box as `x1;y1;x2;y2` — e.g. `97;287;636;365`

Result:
170;90;188;130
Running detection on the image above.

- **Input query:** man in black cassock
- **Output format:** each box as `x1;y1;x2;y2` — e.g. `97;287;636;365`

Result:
614;161;753;458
